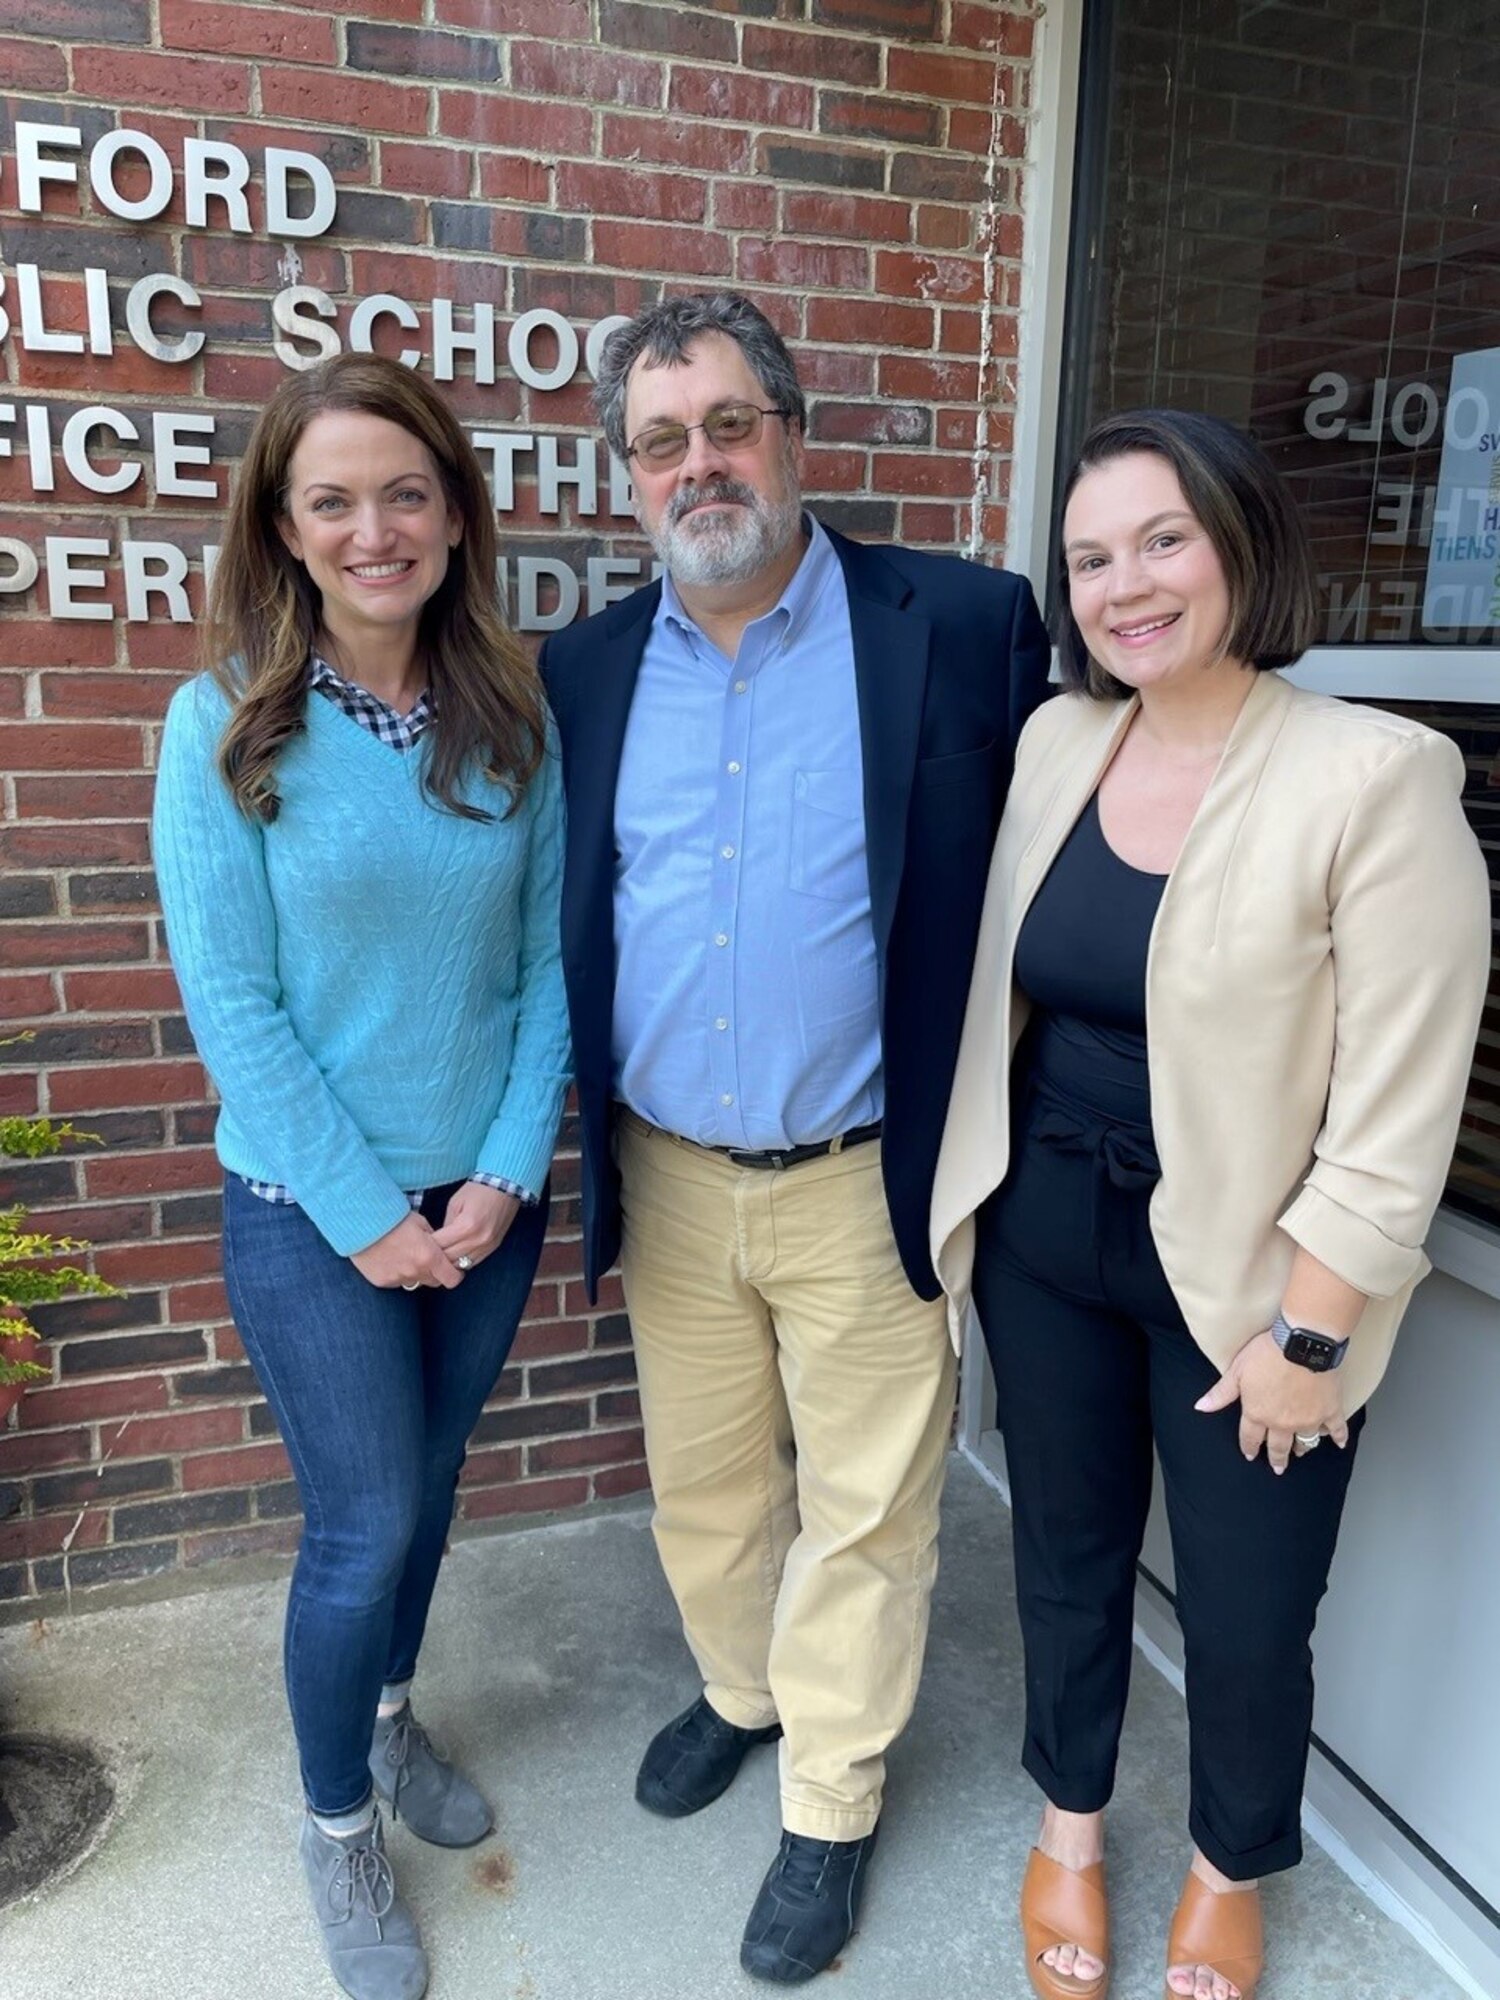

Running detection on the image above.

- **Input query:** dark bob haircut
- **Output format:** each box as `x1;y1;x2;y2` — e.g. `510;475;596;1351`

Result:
1056;408;1319;700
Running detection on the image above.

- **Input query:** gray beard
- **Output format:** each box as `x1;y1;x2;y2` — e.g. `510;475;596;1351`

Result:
649;478;804;587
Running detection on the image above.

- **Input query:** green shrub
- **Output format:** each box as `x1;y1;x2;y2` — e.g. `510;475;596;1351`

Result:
1;1053;122;1390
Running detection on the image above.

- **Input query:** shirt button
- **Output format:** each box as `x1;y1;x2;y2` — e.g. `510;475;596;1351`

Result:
720;1093;734;1106
733;679;747;694
715;1017;728;1031
714;932;729;947
727;761;741;774
721;845;735;859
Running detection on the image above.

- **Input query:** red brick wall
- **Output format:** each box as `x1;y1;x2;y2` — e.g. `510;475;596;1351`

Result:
0;0;1037;1610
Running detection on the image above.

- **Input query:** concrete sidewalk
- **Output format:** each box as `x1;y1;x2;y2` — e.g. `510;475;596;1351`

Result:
0;1457;1459;2000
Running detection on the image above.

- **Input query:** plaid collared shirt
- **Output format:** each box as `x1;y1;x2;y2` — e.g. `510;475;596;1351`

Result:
240;655;536;1214
308;649;433;749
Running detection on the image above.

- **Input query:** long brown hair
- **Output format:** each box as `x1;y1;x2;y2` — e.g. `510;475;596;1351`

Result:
206;353;544;821
1057;409;1318;700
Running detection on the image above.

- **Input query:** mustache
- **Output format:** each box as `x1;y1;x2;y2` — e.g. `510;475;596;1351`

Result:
665;478;759;526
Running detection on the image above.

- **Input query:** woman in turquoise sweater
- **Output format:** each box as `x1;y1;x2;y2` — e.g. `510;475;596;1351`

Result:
153;354;569;2000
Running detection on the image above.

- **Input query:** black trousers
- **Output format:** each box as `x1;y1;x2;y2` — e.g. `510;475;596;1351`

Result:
973;1068;1362;1881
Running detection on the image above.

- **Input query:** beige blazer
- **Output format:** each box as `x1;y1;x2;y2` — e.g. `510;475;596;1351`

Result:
930;670;1490;1415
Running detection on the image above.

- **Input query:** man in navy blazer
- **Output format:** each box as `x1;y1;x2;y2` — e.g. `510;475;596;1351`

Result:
541;293;1049;1984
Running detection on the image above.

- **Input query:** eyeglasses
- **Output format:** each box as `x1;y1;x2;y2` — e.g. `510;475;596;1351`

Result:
625;403;791;470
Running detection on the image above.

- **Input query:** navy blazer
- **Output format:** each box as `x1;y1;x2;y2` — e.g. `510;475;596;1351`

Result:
540;521;1052;1301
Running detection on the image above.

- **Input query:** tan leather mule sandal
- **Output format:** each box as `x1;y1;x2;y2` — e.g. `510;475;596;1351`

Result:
1020;1847;1110;1999
1164;1873;1263;2000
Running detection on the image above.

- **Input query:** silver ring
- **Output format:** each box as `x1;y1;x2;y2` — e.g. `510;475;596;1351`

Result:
1294;1432;1323;1449
456;1254;472;1271
401;1282;420;1292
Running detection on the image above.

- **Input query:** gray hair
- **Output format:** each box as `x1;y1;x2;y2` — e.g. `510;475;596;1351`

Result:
592;293;808;462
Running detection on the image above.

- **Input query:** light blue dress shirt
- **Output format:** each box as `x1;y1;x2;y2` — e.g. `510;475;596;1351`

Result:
612;516;883;1150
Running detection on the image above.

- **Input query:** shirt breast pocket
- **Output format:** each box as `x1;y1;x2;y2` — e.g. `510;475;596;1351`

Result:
790;767;868;903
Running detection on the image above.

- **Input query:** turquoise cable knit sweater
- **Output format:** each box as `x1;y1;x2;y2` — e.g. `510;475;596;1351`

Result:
152;674;571;1256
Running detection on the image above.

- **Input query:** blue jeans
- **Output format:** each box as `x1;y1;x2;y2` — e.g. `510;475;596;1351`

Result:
222;1173;548;1815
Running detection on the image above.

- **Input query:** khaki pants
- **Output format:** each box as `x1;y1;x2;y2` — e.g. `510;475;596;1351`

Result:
617;1112;956;1840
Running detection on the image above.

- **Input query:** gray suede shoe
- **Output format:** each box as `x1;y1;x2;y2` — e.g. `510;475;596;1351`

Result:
369;1703;493;1848
298;1809;428;2000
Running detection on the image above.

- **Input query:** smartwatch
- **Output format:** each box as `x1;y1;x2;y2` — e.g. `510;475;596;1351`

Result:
1271;1311;1349;1373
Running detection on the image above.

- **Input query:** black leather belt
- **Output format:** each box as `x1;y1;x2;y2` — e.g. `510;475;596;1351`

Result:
714;1121;883;1171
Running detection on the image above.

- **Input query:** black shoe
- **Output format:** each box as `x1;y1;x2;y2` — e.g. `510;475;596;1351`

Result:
634;1694;782;1818
740;1825;879;1984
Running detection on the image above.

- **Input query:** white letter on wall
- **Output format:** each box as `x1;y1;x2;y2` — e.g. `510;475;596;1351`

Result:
0;538;41;596
350;295;421;370
16;265;83;354
184;139;252;232
508;309;579;392
432;300;497;385
153;413;218;499
15;123;82;211
62;407;141;495
272;287;341;369
90;129;174;222
516;556;580;632
538;435;599;516
585;314;632;381
126;275;205;363
124;541;192;622
265;149;337;238
46;538;114;620
471;432;534;510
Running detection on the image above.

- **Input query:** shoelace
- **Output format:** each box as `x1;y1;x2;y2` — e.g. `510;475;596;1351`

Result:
327;1837;396;1938
773;1835;833;1904
382;1709;446;1805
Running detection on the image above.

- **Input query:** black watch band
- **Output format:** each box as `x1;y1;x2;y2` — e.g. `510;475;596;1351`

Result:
1271;1311;1349;1373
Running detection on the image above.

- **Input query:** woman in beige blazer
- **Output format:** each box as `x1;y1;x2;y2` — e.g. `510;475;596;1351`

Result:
931;410;1489;2000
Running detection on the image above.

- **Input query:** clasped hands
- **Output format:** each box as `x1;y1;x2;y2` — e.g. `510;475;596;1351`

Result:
1195;1328;1349;1474
350;1181;521;1290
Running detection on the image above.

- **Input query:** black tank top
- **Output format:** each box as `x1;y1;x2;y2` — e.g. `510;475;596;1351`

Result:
1013;792;1166;1128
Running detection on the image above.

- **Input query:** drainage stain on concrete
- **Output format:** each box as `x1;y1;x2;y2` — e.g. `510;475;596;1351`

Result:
0;1736;115;1911
471;1847;516;1897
